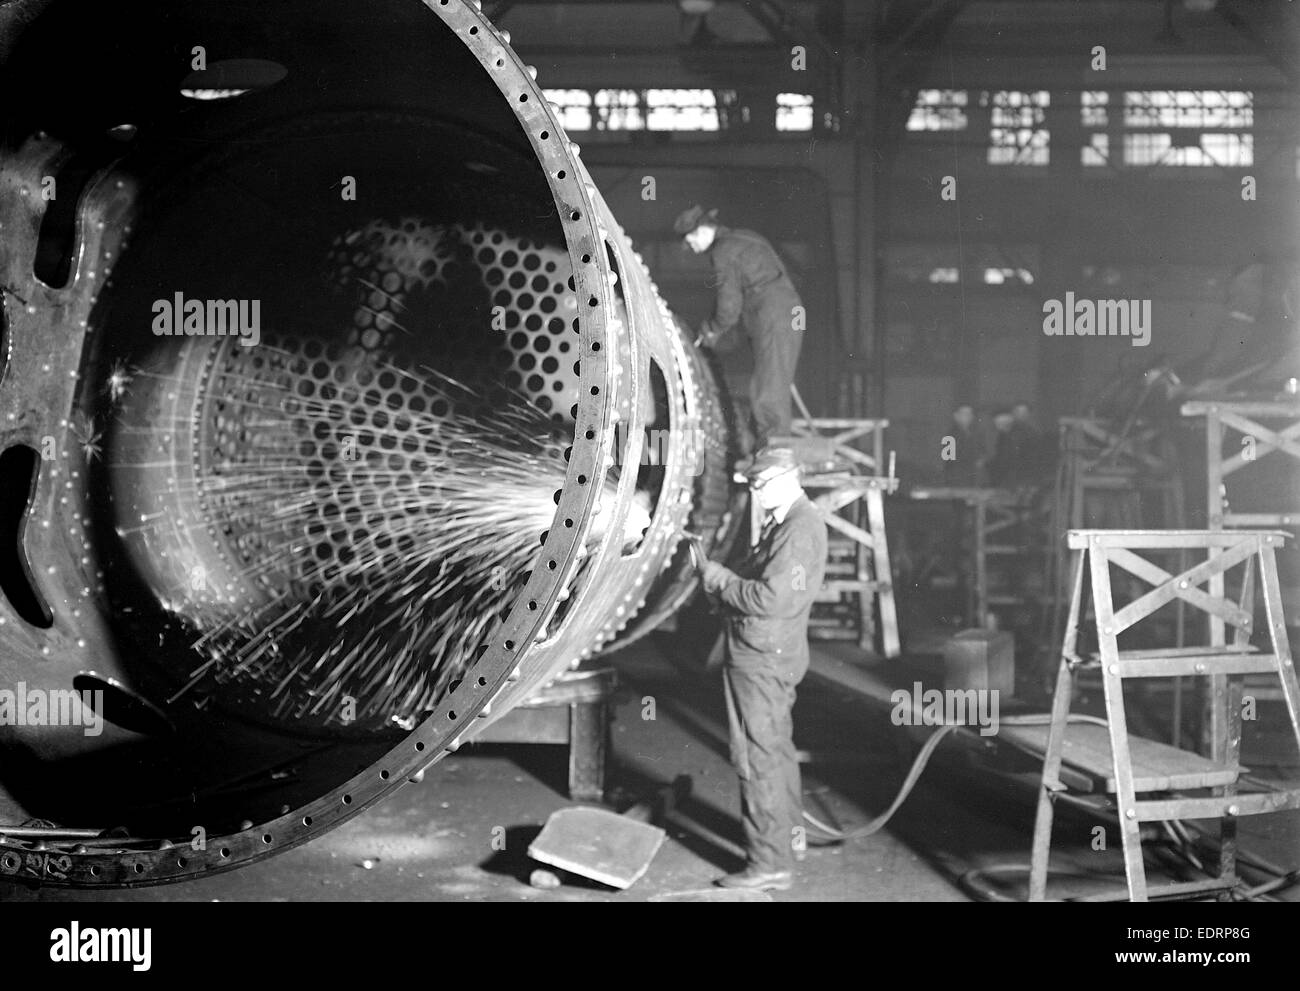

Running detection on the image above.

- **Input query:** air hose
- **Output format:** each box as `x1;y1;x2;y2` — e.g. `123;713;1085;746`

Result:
802;711;1297;901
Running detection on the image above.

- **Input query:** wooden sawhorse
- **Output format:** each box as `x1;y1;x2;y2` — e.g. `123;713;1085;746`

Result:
747;469;901;658
1180;399;1300;533
1029;529;1300;901
909;487;1037;632
1182;399;1300;715
769;421;900;659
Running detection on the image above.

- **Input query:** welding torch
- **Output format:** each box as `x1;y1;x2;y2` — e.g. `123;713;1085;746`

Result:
681;529;707;571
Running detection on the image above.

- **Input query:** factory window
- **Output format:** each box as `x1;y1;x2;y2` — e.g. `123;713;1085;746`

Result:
594;89;645;130
983;267;1034;286
1081;92;1111;167
985;90;1049;166
1081;90;1108;128
543;89;592;131
776;93;813;132
887;245;963;285
645;89;719;131
1119;91;1253;168
1123;131;1253;168
714;89;747;130
889;243;1040;287
1082;133;1109;167
1123;90;1252;130
907;89;968;132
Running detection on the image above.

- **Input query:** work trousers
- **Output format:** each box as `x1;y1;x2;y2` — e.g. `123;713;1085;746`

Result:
723;660;806;872
745;292;803;448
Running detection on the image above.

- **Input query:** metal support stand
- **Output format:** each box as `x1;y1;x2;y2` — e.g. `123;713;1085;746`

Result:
910;487;1038;632
771;411;900;658
1181;399;1300;724
470;667;615;802
1046;417;1186;732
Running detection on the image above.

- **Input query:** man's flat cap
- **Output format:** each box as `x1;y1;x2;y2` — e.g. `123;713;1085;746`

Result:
672;204;719;236
742;445;800;480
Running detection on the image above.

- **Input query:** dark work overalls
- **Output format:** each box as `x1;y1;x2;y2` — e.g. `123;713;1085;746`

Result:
711;496;828;872
698;226;804;448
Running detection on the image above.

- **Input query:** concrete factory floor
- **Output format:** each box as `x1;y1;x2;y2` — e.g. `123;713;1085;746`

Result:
5;634;1298;902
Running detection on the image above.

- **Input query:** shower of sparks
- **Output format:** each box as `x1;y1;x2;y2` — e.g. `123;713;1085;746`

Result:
119;340;592;729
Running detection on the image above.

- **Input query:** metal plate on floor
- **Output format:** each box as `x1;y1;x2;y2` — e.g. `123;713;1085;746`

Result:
529;807;665;890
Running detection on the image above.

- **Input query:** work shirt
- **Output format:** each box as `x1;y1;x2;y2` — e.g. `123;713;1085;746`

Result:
699;225;802;345
988;423;1044;487
942;424;985;487
712;495;828;671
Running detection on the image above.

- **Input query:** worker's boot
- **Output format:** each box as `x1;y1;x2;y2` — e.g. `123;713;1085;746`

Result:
714;866;793;891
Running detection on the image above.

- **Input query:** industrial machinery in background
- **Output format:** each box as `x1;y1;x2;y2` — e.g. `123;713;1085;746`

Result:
0;0;745;887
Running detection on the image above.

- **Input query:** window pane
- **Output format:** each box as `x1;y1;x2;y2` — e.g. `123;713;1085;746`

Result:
1123;90;1253;129
777;92;813;132
645;89;719;131
907;89;968;131
543;89;592;132
594;89;644;130
986;91;1049;165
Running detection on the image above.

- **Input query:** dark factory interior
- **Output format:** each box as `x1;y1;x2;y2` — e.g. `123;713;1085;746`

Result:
0;0;1298;908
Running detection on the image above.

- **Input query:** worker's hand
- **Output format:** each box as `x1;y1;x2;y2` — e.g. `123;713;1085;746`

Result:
695;321;717;349
701;560;730;592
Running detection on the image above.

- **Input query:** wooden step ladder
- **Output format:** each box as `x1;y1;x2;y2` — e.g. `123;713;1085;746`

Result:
748;470;900;658
908;486;1043;631
1182;398;1300;713
770;405;901;659
1029;528;1300;902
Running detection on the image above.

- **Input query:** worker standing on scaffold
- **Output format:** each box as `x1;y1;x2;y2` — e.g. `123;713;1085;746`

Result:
675;205;804;450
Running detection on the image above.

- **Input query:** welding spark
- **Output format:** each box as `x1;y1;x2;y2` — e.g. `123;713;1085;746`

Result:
71;411;103;463
106;360;134;403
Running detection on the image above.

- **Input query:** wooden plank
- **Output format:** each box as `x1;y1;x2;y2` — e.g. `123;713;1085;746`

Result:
865;486;900;658
910;486;1021;506
1225;512;1300;526
1118;644;1258;659
1088;543;1154;899
814;489;866;515
1218;414;1300;474
999;722;1242;792
807;474;896;493
792;417;889;429
832;426;876;444
823;512;876;548
1182;400;1300;416
820;579;881;593
807;628;859;641
1118;654;1279;678
1259;544;1300;763
1136;790;1300;822
974;499;988;629
1142;878;1238;899
1067;529;1285;548
1107;542;1255;633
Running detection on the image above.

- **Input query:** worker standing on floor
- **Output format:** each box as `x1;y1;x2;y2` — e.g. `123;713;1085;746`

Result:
700;446;828;891
675;205;804;449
